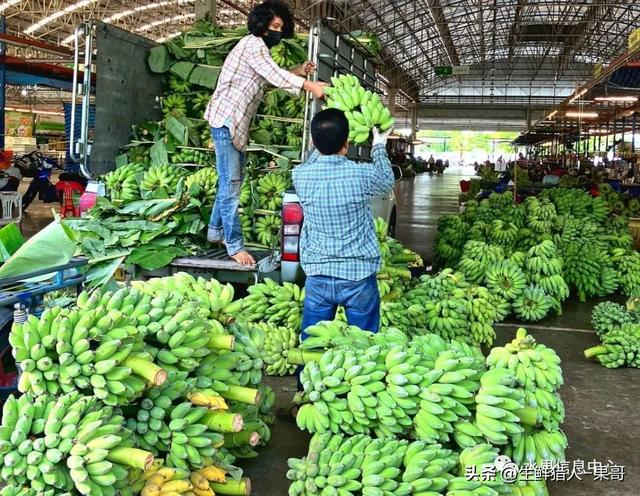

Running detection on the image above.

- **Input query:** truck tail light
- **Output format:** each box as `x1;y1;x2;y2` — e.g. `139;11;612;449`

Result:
282;202;303;262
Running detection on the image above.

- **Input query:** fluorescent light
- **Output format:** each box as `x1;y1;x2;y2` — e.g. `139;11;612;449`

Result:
594;96;639;102
566;111;599;118
547;110;558;119
569;88;588;103
25;0;98;35
0;0;22;14
156;31;182;43
410;139;424;145
61;0;194;44
136;13;195;33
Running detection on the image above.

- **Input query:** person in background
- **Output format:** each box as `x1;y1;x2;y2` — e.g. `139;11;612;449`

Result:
204;0;326;266
293;108;395;342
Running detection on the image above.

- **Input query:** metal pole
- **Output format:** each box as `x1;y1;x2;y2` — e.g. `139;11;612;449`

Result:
0;16;5;151
633;114;637;152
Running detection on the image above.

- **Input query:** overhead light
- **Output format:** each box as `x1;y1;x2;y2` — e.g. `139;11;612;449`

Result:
569;88;588;103
547;110;558;119
25;0;98;35
155;31;182;43
387;134;401;140
566;111;599;118
0;0;22;14
594;96;639;102
410;139;424;145
20;88;28;96
136;13;195;33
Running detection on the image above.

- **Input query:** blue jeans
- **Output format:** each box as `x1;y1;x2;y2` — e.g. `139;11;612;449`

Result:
209;126;245;256
301;273;380;339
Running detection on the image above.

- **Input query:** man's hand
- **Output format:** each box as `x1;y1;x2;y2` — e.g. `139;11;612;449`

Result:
304;80;328;100
292;61;316;77
372;126;394;147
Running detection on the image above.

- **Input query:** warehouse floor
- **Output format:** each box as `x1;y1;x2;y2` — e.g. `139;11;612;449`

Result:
241;167;640;496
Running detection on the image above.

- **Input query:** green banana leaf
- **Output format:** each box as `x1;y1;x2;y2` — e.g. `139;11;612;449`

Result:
0;220;76;281
148;45;173;73
0;223;25;261
127;244;187;271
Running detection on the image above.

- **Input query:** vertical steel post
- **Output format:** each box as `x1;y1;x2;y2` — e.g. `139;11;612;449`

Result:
0;16;6;151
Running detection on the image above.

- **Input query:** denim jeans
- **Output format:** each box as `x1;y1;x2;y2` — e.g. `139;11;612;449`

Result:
301;273;380;339
208;126;245;256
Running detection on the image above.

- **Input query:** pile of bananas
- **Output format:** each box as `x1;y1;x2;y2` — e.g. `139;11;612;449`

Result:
447;443;515;495
162;93;188;117
10;298;166;403
324;74;395;144
185;167;218;202
257;172;290;211
288;432;458;496
270;39;307;69
104;162;146;202
488;328;568;465
0;391;153;495
191;92;211;113
127;146;151;166
525;240;569;305
294;333;486;440
171;148;213;166
614;249;640;296
239;278;305;330
140;164;188;195
263;89;304;119
512;287;554;322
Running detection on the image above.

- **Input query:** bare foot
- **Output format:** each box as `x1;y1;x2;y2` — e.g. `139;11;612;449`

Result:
231;250;256;266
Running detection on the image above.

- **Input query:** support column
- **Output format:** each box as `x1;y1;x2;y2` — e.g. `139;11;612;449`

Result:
632;114;637;152
0;16;5;150
387;86;398;115
410;104;418;139
196;0;216;21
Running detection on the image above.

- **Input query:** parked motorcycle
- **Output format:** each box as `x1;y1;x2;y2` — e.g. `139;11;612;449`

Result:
13;151;61;210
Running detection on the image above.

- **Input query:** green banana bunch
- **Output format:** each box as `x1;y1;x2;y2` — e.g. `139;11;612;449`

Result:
615;250;640;296
259;322;299;376
485;260;527;301
169;75;191;93
591;301;633;336
10;293;166;405
506;428;568;467
287;432;458;496
239;278;304;330
512;286;553;321
239;178;252;207
103;162;146;202
584;323;640;368
324;74;395;144
140;164;187;195
270;39;306;69
162;93;188;116
0;391;153;495
489;219;519;248
191;92;211;112
131;272;241;323
254;214;282;247
457;241;504;284
127;145;151;165
512;480;550;496
256;172;290;211
171;148;213;166
447;443;512;495
185;167;218;202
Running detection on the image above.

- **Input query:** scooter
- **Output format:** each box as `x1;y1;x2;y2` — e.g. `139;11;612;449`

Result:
13;151;61;210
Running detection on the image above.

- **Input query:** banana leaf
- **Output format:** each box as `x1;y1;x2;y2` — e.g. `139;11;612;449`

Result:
165;115;189;145
83;254;128;288
0;221;76;281
127;244;187;271
148;45;173;73
188;65;221;90
150;139;169;167
170;61;195;81
0;223;25;261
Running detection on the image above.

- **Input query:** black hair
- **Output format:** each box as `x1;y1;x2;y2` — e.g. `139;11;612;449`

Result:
311;109;350;155
247;1;295;39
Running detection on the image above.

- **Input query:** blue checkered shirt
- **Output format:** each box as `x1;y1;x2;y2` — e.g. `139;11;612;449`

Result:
292;144;394;281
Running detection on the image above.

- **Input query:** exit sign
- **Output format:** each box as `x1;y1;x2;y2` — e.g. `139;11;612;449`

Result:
436;65;471;76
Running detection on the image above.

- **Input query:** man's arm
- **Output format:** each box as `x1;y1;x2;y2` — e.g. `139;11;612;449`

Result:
364;143;395;197
251;38;305;95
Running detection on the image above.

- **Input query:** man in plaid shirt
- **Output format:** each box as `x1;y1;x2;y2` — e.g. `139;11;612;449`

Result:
293;108;395;336
204;0;326;266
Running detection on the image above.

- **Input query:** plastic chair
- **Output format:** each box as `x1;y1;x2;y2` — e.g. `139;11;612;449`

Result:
0;192;22;227
55;181;85;218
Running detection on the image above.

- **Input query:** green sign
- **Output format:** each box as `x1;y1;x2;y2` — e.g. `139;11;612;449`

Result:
435;66;453;76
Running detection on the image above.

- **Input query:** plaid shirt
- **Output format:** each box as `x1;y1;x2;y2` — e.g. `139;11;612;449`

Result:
204;35;305;152
292;144;395;281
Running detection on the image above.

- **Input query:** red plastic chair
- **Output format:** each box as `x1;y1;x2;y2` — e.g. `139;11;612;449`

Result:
55;181;85;218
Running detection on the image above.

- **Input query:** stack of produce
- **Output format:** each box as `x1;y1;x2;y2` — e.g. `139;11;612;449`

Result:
434;189;640;314
238;278;305;331
598;183;640;217
584;298;640;368
5;273;276;495
324;74;395;144
287;324;565;496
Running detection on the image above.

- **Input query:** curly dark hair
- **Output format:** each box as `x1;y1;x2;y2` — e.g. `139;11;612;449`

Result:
247;0;295;39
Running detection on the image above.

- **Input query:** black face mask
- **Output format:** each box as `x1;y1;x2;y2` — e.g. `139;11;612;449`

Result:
264;29;282;48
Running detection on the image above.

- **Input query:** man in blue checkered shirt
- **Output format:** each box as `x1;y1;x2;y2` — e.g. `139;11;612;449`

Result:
292;108;395;337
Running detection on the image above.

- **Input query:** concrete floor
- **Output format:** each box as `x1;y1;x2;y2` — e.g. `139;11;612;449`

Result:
15;170;640;495
241;166;640;496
